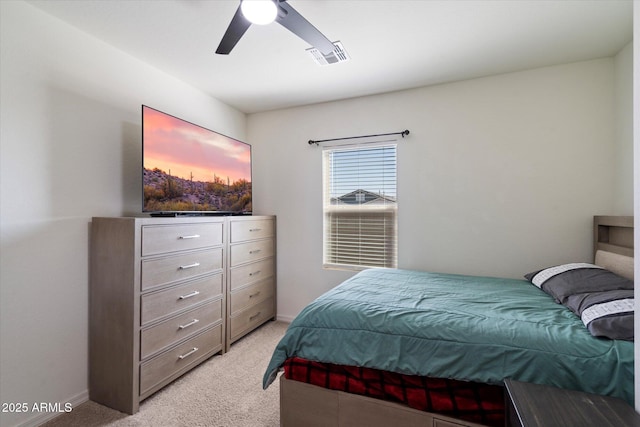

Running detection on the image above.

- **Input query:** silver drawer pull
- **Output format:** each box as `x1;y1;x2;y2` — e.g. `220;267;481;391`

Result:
178;347;199;360
249;312;261;321
249;228;261;232
179;262;200;270
249;249;261;254
249;291;261;299
179;234;201;239
249;270;261;277
178;319;200;330
178;291;200;300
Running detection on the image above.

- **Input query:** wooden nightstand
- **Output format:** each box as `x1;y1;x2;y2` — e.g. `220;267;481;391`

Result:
504;379;640;427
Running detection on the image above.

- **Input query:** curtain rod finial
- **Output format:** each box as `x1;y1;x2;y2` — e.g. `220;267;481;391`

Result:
308;140;318;146
402;130;410;138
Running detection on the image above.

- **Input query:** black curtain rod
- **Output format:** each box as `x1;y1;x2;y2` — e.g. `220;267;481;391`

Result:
308;130;410;146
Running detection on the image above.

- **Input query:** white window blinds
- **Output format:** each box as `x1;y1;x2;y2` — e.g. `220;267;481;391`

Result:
322;144;397;269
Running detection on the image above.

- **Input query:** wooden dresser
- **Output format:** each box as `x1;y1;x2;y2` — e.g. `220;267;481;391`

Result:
505;379;640;427
226;216;277;350
89;215;276;414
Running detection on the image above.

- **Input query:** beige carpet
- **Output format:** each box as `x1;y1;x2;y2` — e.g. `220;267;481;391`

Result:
42;321;288;427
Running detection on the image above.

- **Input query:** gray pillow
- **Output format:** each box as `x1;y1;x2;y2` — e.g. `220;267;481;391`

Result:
525;264;634;341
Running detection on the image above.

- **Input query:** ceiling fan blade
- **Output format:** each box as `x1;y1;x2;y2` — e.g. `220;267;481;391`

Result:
276;1;335;55
216;5;251;55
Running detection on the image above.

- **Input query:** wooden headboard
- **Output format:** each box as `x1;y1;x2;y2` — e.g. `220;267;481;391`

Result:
593;215;634;280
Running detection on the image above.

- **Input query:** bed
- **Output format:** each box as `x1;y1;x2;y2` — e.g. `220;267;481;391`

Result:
263;216;634;427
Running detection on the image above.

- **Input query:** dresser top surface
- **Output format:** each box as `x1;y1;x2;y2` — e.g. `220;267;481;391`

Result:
505;379;640;427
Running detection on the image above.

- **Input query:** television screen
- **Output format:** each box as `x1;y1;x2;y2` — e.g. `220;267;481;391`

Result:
142;105;252;215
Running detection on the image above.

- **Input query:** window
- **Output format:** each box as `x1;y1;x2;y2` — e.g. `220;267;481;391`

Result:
322;144;397;269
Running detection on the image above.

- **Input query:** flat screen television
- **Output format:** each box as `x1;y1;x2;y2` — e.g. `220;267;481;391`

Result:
142;105;252;216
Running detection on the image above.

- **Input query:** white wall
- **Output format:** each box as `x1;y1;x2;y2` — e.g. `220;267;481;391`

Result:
250;58;625;322
0;2;246;426
614;42;634;214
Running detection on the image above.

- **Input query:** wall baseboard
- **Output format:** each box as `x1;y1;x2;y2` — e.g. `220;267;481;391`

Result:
12;390;88;427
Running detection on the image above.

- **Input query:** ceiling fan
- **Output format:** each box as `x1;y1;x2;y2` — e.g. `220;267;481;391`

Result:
216;0;336;55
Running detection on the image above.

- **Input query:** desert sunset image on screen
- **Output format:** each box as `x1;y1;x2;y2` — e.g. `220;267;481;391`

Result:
142;106;251;213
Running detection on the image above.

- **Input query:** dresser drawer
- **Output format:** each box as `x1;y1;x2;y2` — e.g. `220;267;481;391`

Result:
141;300;222;359
141;274;223;325
140;325;222;396
229;297;275;340
230;278;274;315
229;258;275;291
230;240;274;267
141;247;223;291
142;222;223;256
230;219;274;243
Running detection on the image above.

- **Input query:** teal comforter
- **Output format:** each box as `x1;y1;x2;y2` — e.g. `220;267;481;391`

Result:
263;268;634;404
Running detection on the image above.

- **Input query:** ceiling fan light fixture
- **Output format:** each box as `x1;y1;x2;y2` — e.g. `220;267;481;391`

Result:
241;0;277;25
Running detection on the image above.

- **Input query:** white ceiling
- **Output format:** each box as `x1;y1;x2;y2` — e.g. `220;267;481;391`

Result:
27;0;633;114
